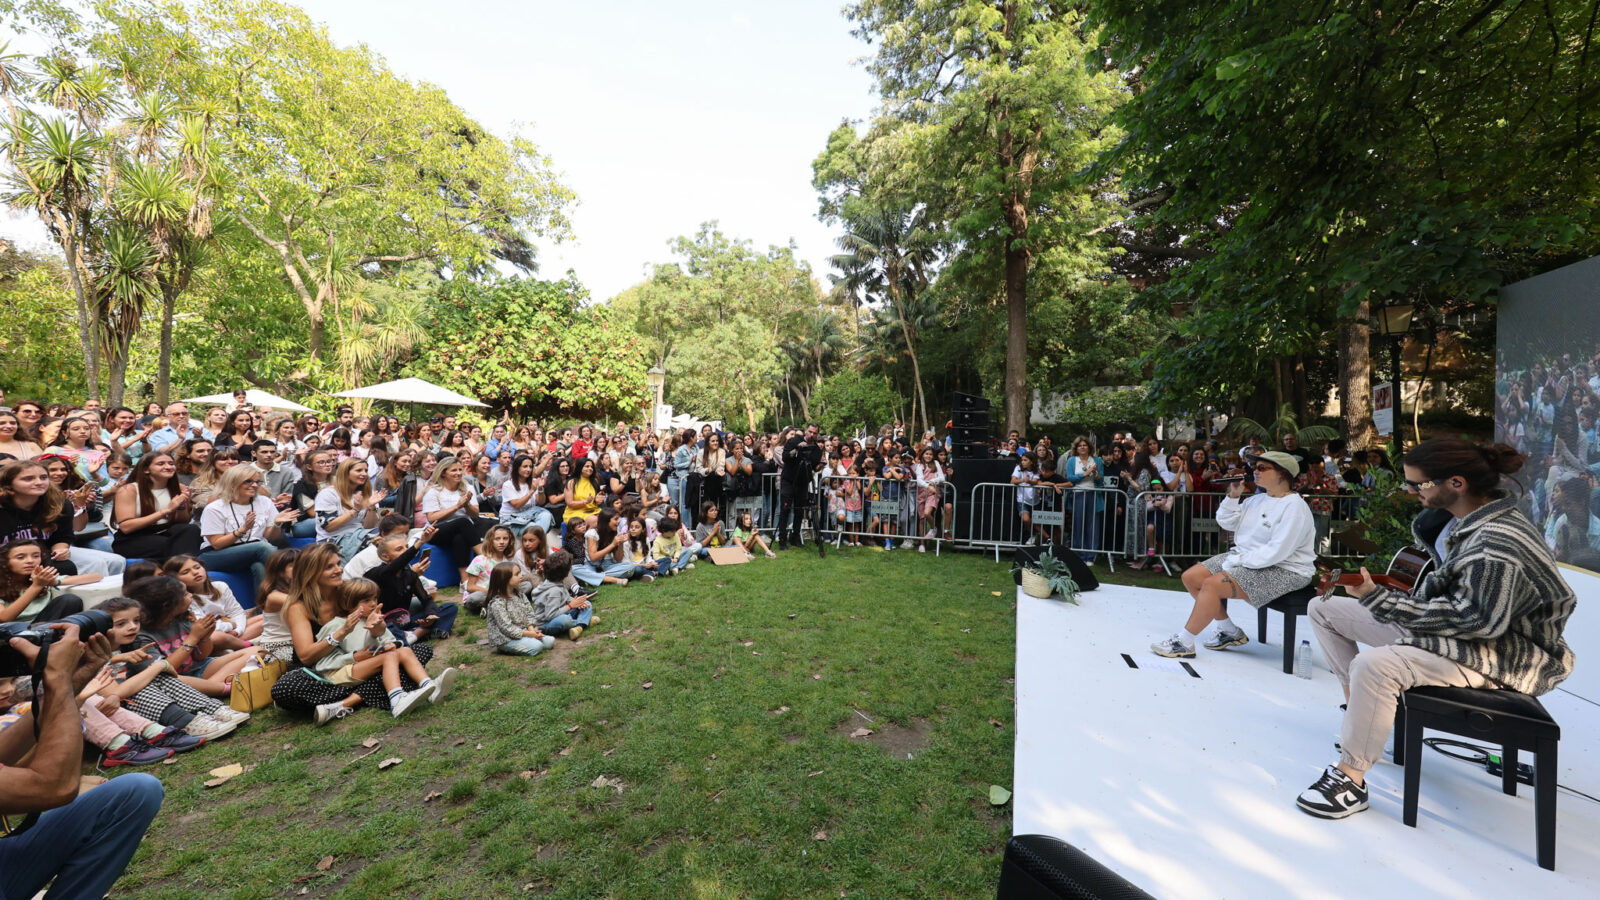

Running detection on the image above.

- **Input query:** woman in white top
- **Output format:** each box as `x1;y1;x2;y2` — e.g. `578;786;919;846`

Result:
198;464;300;600
420;456;482;585
500;453;554;535
112;451;204;561
1151;450;1317;658
314;458;384;560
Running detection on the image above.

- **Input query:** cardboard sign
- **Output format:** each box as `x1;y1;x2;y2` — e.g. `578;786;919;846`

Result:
707;547;750;566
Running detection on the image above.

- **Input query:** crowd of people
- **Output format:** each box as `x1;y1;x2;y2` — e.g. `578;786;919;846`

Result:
1495;347;1600;569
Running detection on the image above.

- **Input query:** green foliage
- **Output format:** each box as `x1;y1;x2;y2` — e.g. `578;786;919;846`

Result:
1048;387;1154;435
409;276;649;421
1011;549;1081;603
0;247;84;396
1226;404;1340;446
810;369;898;436
1350;470;1421;573
667;314;783;431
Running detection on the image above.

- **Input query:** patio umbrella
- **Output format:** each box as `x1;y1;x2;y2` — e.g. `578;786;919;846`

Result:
183;389;316;412
331;377;487;420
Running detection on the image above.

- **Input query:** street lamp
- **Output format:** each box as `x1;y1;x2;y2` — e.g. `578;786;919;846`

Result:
1372;302;1415;439
646;365;665;433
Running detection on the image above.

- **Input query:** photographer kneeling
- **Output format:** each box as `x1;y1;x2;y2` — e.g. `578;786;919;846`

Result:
0;616;164;898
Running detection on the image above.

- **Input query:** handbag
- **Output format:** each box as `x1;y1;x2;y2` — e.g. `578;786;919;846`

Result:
230;655;288;712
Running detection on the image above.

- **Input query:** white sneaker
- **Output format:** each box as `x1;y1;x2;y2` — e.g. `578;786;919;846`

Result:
184;716;237;740
314;702;354;726
210;707;251;725
391;688;430;718
428;667;458;704
1150;634;1196;659
685;562;695;570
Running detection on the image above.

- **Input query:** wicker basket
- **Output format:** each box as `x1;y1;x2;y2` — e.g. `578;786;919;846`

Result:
1020;568;1053;599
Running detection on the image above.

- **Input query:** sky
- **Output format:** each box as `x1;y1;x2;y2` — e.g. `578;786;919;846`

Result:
1;0;880;302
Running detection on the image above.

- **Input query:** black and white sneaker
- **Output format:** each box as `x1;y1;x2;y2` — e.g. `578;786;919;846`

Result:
1150;635;1196;659
1296;765;1369;819
1203;626;1249;651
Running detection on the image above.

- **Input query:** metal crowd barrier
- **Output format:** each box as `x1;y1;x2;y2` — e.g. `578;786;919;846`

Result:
962;482;1127;567
800;473;957;555
1128;490;1368;574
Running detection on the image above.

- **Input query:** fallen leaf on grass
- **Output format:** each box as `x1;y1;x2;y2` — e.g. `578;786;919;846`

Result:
991;591;1003;596
812;673;822;680
453;739;466;746
960;628;971;634
565;724;580;733
518;770;537;780
990;718;1004;728
281;743;294;752
814;830;828;841
589;774;625;793
600;684;612;689
423;791;442;802
989;785;1012;806
558;746;571;757
316;856;334;871
162;756;177;765
204;763;244;787
741;641;754;647
476;743;484;750
378;757;403;770
849;727;873;738
808;770;824;777
788;613;797;619
361;737;381;749
772;705;790;714
641;681;653;690
602;748;614;757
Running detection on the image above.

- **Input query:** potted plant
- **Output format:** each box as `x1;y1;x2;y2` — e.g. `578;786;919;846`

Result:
1011;549;1081;603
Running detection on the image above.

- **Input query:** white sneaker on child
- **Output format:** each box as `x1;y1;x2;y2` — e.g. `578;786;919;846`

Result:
428;667;458;704
391;688;431;718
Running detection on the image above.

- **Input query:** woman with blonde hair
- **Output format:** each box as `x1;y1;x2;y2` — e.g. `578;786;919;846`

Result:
315;457;385;560
421;455;483;585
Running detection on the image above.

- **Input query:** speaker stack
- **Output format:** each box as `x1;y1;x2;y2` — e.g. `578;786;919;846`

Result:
948;392;1013;542
950;392;993;460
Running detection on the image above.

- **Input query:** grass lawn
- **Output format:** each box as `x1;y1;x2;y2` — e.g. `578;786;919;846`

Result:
113;548;1034;899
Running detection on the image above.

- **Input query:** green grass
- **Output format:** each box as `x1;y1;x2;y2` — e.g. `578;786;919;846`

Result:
112;549;1027;899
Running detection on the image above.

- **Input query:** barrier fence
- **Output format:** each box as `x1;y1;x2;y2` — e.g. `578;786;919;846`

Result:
963;483;1127;567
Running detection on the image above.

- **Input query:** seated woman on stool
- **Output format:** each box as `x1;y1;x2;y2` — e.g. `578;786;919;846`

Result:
1152;450;1316;658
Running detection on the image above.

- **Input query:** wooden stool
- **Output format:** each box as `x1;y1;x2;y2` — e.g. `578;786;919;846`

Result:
1392;685;1561;870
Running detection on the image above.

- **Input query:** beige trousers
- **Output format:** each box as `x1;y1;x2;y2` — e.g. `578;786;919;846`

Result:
1307;594;1491;772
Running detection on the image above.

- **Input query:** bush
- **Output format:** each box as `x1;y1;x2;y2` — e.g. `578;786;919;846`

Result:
811;370;899;437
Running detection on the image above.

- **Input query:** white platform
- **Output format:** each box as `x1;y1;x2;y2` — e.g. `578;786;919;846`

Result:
1012;582;1600;899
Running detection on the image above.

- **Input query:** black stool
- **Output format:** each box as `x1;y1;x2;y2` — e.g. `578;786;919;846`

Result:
1253;585;1319;674
1392;685;1561;870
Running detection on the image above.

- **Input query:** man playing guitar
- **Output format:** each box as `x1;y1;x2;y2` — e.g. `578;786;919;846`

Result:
1296;438;1576;821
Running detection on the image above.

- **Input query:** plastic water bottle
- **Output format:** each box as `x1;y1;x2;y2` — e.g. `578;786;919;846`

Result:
1295;640;1313;679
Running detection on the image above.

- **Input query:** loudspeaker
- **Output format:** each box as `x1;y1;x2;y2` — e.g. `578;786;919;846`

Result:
954;392;993;411
997;835;1155;900
953;408;992;428
951;441;993;460
951;425;990;444
951;457;1016;541
1011;544;1099;591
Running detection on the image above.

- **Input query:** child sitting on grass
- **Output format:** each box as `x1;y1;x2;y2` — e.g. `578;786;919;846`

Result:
163;554;262;651
530;550;595;640
484;562;556;657
649;512;693;574
311;578;456;719
105;589;244;740
464;524;518;614
731;511;775;558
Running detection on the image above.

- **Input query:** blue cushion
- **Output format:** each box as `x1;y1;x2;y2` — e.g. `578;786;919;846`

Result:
211;569;255;609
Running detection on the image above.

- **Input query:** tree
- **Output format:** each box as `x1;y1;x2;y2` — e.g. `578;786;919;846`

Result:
810;369;898;437
668;315;783;431
409;276;648;422
839;1;1124;434
0;243;84;396
827;205;938;436
1089;0;1600;445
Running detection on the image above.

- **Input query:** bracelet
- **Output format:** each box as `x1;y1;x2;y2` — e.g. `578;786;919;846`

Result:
163;660;176;674
179;643;197;653
324;634;339;647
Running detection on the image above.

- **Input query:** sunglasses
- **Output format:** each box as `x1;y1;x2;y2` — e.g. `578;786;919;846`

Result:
1401;478;1439;492
1252;463;1275;473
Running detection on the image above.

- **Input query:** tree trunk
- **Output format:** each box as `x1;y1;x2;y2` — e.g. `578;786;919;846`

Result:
1339;302;1378;449
157;284;177;405
1003;240;1029;436
1291;354;1310;422
60;225;102;402
107;330;133;407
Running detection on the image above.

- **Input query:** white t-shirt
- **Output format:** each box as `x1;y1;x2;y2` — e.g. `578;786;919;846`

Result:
343;543;383;579
422;486;470;523
500;480;538;520
314;486;365;541
189;581;247;634
1012;466;1039;505
199;495;278;546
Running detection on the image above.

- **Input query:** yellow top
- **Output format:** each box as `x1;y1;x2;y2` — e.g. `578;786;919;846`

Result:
563;476;600;523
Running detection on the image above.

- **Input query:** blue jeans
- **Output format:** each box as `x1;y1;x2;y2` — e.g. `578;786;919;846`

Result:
0;772;163;899
504;507;555;537
539;604;593;635
290;519;317;538
667;476;685;521
571;560;637;586
675;542;702;570
199;540;275;600
497;635;557;656
70;543;125;575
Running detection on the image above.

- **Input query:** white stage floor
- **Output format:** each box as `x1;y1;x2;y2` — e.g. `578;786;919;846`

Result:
1012;583;1600;899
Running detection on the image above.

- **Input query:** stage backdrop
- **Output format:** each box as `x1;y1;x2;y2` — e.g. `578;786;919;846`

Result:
1496;254;1600;574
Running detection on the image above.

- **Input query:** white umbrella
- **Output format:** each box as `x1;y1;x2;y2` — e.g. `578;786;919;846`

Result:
332;377;487;408
183;389;317;412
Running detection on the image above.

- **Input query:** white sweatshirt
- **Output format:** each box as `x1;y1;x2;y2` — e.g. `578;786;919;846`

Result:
1215;492;1317;577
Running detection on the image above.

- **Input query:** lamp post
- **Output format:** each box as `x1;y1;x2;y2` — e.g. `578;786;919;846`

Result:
646;365;665;433
1372;302;1415;440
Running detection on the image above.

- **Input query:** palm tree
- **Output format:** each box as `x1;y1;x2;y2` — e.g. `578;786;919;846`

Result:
782;308;850;421
829;206;939;436
95;225;159;405
1225;404;1340;446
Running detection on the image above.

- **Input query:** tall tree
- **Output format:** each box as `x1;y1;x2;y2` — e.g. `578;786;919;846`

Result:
840;1;1124;433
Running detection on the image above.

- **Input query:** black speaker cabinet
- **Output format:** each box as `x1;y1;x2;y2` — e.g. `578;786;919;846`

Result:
954;392;993;411
951;457;1016;541
951;441;993;460
953;408;992;428
997;835;1155;900
952;425;991;443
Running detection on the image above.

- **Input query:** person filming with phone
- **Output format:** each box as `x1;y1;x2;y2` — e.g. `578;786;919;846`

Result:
0;616;164;898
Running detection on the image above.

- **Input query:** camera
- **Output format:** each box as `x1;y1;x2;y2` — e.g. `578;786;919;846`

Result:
0;609;114;677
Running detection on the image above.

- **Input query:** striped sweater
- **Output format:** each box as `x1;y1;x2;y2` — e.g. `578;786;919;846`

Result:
1361;495;1575;696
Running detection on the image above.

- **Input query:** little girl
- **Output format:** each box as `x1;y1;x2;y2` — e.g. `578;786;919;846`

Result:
312;578;455;719
162;555;263;650
102;591;243;740
621;517;660;582
693;501;726;553
134;570;256;700
464;525;519;614
254;548;299;664
0;541;99;625
484;562;557;657
730;511;775;558
841;463;864;546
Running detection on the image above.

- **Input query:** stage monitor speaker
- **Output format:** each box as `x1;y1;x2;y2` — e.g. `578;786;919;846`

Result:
952;425;991;444
953;408;992;428
951;441;993;460
951;457;1016;542
954;392;993;411
997;835;1155;900
1011;544;1099;592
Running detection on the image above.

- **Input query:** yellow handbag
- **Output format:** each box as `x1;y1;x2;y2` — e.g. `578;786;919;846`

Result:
230;655;288;712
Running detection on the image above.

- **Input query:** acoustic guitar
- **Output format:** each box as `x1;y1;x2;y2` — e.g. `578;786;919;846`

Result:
1317;546;1433;595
